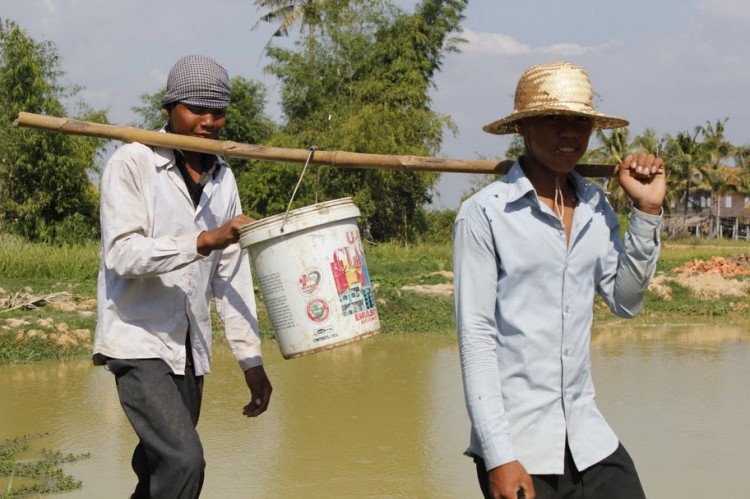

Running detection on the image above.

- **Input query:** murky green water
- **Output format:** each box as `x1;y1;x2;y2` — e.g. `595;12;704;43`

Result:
2;325;749;498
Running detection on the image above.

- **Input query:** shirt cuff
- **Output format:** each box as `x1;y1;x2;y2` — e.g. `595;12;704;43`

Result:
239;355;264;371
480;433;518;471
628;207;663;239
171;230;202;260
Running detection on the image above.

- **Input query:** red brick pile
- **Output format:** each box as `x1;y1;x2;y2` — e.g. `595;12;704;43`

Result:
672;255;750;276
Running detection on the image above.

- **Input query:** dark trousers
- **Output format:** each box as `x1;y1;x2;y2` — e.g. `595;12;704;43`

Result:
474;442;646;499
107;357;205;499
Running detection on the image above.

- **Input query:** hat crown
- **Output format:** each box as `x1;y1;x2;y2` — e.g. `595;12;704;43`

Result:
482;60;629;135
513;61;595;114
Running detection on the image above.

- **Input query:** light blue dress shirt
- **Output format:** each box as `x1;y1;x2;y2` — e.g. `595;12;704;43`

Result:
453;161;662;475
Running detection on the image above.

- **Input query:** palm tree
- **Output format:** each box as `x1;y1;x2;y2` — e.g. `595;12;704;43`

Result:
252;0;328;39
631;127;663;156
663;129;703;226
697;118;743;237
591;127;632;213
700;119;733;162
696;163;748;237
734;146;750;170
734;146;750;238
594;127;630;164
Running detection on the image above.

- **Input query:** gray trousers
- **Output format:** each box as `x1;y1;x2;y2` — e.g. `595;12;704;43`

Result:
107;356;205;499
474;442;647;499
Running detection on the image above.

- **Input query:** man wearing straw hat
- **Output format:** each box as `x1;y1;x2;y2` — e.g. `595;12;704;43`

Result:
453;61;665;499
93;55;272;499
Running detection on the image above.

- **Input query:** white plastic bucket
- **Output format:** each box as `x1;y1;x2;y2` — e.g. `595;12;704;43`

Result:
239;197;380;359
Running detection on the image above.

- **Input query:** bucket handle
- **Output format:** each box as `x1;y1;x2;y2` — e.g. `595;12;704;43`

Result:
280;145;317;233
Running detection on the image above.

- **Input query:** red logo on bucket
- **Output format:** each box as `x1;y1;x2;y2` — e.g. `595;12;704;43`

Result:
355;308;377;321
298;269;322;295
306;298;330;323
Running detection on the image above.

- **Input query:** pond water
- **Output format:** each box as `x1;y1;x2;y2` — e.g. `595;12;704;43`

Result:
1;324;749;498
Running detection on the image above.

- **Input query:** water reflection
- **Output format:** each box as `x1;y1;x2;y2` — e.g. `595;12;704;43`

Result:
1;325;749;498
591;323;750;499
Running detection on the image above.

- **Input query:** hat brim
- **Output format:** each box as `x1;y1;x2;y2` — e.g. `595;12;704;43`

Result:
482;109;629;135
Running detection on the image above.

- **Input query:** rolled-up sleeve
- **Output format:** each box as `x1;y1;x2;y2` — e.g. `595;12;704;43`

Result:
598;207;662;317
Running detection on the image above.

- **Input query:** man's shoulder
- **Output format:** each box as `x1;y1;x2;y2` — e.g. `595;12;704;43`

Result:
456;179;511;222
463;178;511;208
106;143;175;174
109;141;158;163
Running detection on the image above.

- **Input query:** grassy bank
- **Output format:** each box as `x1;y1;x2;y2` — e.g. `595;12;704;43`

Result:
1;234;750;364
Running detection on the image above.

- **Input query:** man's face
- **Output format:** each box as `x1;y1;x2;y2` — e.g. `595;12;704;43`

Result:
167;103;227;139
520;115;593;173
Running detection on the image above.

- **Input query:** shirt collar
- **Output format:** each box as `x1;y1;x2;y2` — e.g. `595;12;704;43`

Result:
152;126;225;181
504;159;604;208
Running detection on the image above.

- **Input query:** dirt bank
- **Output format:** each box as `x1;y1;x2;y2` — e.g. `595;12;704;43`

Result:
402;255;750;301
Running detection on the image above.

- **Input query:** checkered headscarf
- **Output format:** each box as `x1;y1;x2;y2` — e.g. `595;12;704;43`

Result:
161;55;231;109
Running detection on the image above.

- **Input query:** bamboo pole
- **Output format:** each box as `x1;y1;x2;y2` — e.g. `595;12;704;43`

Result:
13;112;618;177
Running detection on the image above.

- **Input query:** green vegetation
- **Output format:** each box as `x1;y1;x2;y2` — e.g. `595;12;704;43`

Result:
0;434;89;497
0;235;99;284
129;0;467;243
3;3;750;247
2;5;749;496
2;0;750;363
0;20;108;244
250;0;466;241
640;281;736;318
2;236;750;366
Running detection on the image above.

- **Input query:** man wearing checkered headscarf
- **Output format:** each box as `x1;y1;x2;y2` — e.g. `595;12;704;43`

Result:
94;55;272;499
162;54;231;110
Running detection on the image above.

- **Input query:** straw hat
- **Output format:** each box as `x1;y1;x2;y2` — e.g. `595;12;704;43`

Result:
482;61;629;135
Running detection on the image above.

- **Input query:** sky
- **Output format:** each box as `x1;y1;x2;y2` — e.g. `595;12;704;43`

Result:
3;0;749;209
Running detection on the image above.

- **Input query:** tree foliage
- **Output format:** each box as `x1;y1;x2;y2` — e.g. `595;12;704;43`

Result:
663;128;704;217
0;19;107;243
249;0;467;241
253;0;328;38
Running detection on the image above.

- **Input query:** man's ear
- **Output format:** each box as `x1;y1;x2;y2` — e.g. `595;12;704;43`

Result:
513;121;524;135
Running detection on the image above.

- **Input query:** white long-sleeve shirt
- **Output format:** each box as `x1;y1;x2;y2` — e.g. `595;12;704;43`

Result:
453;161;661;474
93;140;262;376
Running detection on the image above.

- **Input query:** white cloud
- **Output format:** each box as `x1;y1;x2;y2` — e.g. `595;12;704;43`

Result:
461;29;607;57
461;29;530;55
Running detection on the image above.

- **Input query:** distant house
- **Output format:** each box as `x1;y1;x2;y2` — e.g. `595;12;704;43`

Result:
671;192;750;218
667;166;750;239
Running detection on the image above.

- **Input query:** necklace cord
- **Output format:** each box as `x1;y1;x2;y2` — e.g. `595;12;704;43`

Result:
554;178;565;228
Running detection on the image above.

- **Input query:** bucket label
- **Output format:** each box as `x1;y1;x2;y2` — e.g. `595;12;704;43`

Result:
305;298;330;323
257;273;297;331
329;230;378;322
312;325;338;344
298;268;323;295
